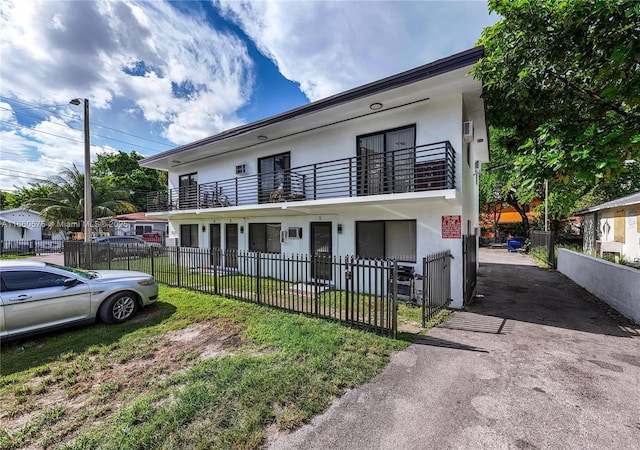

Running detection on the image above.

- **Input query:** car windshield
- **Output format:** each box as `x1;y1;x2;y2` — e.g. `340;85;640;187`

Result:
47;263;94;279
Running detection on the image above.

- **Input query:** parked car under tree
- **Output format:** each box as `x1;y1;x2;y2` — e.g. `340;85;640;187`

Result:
0;260;158;340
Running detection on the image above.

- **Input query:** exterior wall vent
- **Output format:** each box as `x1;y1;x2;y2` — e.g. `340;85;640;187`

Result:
235;164;247;175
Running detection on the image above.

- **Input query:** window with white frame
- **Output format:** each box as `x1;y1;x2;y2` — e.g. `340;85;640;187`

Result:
356;220;416;262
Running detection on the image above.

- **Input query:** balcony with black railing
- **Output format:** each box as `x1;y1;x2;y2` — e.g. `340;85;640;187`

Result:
147;141;455;213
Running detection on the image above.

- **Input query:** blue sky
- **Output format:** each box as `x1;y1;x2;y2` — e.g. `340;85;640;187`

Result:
0;0;497;192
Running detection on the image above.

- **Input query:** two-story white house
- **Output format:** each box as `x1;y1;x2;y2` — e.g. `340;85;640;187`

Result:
141;47;489;308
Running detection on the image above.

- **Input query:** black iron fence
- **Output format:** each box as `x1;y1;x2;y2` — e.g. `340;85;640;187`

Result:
65;242;398;336
147;141;456;212
422;251;452;327
0;239;65;256
64;242;454;337
530;230;555;268
463;235;477;305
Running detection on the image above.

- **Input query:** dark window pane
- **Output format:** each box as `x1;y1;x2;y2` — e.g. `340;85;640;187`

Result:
249;223;281;253
356;221;385;259
356;220;416;262
180;224;198;248
2;271;68;291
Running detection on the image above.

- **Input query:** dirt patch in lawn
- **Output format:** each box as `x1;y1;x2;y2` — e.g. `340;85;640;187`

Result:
1;320;246;447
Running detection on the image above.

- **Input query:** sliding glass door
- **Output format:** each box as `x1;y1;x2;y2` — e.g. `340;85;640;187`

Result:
357;126;415;195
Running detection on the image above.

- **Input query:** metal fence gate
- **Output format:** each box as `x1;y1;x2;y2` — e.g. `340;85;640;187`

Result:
421;250;452;327
463;234;477;305
530;230;555;268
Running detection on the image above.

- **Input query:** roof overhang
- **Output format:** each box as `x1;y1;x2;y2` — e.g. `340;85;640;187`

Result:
141;47;485;171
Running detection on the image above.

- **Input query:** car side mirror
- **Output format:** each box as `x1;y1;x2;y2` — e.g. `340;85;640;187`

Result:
63;278;79;287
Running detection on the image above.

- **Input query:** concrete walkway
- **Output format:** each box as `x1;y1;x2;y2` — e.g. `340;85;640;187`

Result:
270;248;640;450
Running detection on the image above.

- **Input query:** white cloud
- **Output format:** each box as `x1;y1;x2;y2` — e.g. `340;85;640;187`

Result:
216;0;496;101
0;0;255;147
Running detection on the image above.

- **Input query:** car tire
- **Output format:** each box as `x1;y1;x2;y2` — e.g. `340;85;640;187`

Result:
99;291;138;324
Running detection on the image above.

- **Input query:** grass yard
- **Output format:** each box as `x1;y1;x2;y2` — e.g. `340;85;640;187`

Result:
0;285;449;449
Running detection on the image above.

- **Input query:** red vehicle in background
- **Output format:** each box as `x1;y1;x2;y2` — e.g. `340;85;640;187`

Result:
141;232;162;244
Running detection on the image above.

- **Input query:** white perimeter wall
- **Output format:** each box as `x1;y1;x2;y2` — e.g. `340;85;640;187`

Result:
557;248;640;325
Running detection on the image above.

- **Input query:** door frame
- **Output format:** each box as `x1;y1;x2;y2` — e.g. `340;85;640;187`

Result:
310;222;333;281
209;223;221;266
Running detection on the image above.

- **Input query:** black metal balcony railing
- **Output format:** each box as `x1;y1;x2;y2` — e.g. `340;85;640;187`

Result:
147;141;455;213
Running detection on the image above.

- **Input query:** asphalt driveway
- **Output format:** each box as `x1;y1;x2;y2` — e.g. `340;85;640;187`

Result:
270;248;640;449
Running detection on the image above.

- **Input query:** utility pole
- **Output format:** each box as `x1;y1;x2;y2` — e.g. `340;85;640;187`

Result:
70;98;91;243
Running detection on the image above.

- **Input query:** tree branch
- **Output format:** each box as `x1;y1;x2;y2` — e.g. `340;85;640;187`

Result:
548;71;632;119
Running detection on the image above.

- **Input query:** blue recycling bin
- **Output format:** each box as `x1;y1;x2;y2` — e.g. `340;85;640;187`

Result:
506;238;524;252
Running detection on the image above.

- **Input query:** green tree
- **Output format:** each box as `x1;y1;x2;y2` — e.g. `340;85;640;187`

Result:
480;128;537;236
93;151;167;211
0;191;17;209
2;183;54;209
26;165;135;232
474;0;640;183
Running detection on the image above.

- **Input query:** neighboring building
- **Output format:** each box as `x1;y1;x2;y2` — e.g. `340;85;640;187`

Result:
578;191;640;263
106;212;168;238
0;208;66;253
0;208;66;241
140;47;489;308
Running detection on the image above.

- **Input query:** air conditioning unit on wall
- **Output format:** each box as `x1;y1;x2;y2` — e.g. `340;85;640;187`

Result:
288;227;303;239
235;164;247;175
463;121;474;143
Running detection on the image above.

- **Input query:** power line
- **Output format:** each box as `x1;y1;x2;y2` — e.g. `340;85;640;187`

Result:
1;106;169;153
0;171;50;183
0;120;83;144
0;96;174;151
0;149;26;158
0;167;53;180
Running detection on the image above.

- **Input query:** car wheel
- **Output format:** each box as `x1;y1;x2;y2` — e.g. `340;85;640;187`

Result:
99;291;138;324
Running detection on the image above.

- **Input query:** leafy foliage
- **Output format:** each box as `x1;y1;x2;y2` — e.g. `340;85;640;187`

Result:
25;165;135;231
93;151;167;212
474;0;640;182
0;184;53;210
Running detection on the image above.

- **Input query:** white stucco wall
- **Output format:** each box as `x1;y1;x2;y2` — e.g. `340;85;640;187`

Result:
557;248;640;325
0;209;44;241
168;94;464;193
167;196;467;307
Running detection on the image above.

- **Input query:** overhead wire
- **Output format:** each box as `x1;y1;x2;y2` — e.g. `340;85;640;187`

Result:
0;106;170;154
0;96;174;153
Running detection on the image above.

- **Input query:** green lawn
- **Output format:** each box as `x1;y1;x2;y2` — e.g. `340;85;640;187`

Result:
0;286;448;449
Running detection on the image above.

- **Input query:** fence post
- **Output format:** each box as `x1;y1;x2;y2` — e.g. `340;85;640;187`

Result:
176;246;181;287
256;252;261;304
392;260;398;339
150;246;155;277
422;257;427;328
213;248;219;295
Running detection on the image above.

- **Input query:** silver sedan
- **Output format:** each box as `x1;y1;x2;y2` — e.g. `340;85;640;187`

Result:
0;260;158;340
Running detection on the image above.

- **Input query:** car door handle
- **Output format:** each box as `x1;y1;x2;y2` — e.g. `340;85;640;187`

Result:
9;294;32;301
